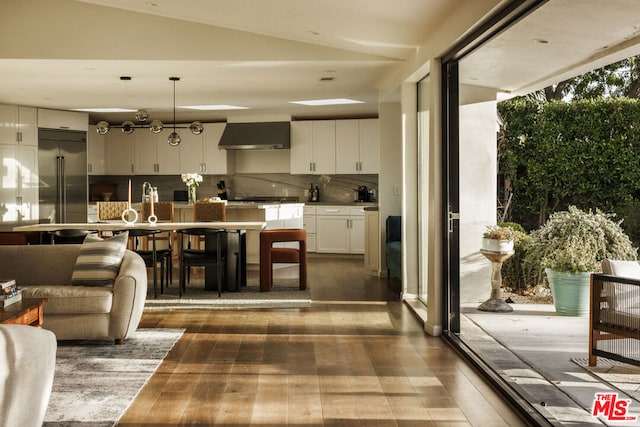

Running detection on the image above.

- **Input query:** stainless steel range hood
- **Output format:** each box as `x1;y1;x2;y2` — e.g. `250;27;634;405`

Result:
218;121;290;150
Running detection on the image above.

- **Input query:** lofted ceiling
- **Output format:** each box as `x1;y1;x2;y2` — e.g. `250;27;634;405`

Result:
1;0;640;126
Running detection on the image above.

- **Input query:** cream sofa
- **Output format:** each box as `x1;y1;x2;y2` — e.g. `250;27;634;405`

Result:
0;245;147;344
0;324;56;427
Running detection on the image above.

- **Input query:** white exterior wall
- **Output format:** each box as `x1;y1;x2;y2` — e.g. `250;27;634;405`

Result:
459;85;499;304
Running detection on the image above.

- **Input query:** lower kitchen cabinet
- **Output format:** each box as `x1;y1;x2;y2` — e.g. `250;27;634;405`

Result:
303;205;317;252
315;205;365;254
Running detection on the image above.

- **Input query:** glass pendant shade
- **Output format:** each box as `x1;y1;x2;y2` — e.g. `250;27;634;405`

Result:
168;131;181;146
135;109;149;123
96;121;110;135
149;119;164;134
190;121;204;135
121;121;135;134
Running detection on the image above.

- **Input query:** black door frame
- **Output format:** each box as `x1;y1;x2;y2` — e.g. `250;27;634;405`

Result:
438;1;554;424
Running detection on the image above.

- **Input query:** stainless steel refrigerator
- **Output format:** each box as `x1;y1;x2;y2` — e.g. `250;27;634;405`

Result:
38;128;88;223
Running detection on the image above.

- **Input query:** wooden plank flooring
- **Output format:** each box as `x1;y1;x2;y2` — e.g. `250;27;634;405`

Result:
117;255;528;426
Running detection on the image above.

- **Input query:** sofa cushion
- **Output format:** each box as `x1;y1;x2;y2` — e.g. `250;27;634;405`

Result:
21;285;113;314
70;231;128;286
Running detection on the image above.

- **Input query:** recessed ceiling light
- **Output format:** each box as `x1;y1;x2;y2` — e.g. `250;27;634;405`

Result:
289;98;364;106
181;105;250;111
73;108;137;113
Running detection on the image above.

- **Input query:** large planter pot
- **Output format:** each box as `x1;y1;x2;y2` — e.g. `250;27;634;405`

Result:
545;268;591;316
481;237;514;253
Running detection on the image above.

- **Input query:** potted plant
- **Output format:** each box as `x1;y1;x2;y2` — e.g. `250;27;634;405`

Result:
481;224;516;252
526;206;637;316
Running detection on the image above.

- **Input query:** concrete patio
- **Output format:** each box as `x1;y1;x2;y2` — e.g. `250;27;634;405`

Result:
461;303;640;426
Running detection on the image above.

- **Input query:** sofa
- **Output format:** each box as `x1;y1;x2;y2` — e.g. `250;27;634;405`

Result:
0;244;147;344
0;324;56;427
386;215;402;280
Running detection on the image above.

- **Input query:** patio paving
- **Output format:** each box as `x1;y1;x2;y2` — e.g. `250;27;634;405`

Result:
461;303;640;426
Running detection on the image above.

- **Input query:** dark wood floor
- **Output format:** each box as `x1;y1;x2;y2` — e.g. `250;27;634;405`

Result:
117;255;528;426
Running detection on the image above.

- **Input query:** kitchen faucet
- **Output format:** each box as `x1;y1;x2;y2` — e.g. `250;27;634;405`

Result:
142;181;153;202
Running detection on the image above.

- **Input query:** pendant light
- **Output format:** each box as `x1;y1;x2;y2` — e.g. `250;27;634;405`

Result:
95;76;204;146
167;77;181;146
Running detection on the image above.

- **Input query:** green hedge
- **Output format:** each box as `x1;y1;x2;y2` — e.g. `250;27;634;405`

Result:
498;98;640;243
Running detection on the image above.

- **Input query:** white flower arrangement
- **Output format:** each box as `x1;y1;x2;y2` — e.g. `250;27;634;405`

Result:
181;173;203;188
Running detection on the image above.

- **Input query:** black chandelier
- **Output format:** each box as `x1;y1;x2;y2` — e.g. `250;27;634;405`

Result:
95;76;203;146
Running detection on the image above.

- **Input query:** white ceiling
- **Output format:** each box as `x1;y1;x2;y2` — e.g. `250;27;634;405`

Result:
1;0;640;126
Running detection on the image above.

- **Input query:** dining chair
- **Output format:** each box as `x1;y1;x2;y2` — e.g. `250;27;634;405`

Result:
49;229;98;244
125;228;164;298
259;228;307;292
141;201;175;286
177;228;227;297
183;200;228;283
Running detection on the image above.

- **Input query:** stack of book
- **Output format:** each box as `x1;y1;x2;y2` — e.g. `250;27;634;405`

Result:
1;279;21;308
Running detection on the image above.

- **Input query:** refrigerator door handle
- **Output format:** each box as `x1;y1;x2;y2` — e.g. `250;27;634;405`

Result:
57;156;66;223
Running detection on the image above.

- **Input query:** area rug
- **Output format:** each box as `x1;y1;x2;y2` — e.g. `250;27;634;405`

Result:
572;357;640;402
43;328;184;427
144;281;312;310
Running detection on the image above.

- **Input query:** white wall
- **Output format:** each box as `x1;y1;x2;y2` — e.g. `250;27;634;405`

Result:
459;85;499;304
378;102;403;276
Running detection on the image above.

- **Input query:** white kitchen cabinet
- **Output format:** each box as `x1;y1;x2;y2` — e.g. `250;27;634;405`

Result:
0;144;38;223
303;205;317;252
135;129;180;175
0;105;37;146
105;131;135;175
290;120;336;174
37;108;88;131
335;118;379;174
315;205;364;254
87;125;106;175
180;123;227;174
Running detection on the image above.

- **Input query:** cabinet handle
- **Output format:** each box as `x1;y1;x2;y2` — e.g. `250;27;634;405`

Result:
201;163;206;173
88;163;92;173
325;209;340;213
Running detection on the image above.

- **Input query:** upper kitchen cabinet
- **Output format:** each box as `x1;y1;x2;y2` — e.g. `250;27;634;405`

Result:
290;120;336;174
87;125;106;175
335;118;379;174
180;123;227;174
135;128;180;175
105;131;135;175
0;144;38;223
0;105;37;146
37;109;88;132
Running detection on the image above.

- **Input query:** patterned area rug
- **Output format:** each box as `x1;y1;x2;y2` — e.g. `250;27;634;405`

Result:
44;328;184;427
572;357;640;402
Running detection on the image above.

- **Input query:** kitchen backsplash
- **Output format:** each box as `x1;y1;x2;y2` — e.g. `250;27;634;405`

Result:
89;174;378;204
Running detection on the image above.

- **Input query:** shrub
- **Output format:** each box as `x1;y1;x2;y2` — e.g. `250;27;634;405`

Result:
525;206;637;281
501;226;536;290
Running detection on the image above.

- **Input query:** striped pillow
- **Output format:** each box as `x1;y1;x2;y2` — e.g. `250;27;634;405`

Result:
70;231;129;286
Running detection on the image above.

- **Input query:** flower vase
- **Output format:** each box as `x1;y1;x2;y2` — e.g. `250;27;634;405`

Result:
188;185;197;204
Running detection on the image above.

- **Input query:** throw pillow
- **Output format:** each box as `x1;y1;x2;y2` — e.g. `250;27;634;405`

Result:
70;231;129;286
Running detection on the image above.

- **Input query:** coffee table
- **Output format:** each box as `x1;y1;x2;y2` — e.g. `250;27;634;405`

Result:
0;298;48;327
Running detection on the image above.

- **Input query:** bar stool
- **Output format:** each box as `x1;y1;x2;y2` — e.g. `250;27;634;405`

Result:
141;201;175;286
259;228;307;292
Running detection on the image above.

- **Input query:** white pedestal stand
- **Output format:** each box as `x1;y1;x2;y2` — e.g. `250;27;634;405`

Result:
478;249;514;313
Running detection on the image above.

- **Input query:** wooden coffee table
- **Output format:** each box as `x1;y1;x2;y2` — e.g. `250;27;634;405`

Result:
0;298;48;327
